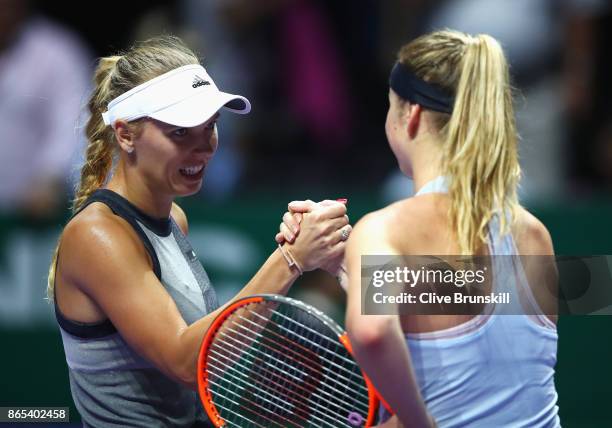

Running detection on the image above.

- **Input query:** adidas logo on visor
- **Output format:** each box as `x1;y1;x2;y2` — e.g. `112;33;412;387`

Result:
192;75;210;88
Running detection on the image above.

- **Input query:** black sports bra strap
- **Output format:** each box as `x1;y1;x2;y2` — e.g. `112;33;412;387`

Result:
79;189;164;279
55;189;166;339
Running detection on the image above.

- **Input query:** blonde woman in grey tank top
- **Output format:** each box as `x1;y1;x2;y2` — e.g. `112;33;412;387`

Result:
48;36;352;427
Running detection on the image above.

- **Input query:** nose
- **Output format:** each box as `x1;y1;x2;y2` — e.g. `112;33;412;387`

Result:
193;129;218;156
194;139;214;155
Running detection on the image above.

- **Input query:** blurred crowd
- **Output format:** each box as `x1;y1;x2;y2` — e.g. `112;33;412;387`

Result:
1;0;611;220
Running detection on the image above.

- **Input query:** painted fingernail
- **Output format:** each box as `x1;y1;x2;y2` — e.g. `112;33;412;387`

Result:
336;198;348;204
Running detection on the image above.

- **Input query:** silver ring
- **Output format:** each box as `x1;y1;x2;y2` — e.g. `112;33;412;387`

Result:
340;228;350;241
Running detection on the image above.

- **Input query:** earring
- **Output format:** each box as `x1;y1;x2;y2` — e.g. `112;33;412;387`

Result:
126;146;134;154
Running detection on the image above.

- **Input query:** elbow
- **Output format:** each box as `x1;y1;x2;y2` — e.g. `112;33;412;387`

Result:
154;358;198;390
164;344;198;389
347;314;396;350
174;361;198;390
170;328;200;390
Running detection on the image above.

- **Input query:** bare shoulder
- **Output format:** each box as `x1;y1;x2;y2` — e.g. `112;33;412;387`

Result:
356;197;433;229
171;202;188;235
513;206;555;256
60;203;151;288
389;194;446;223
58;203;201;385
349;196;439;255
349;208;395;252
384;195;451;253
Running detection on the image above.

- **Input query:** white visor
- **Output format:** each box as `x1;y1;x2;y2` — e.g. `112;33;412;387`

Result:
101;64;250;128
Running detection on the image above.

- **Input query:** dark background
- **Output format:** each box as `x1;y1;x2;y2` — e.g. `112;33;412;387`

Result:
1;0;611;426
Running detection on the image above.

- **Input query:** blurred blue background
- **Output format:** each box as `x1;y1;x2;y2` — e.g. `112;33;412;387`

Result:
1;0;611;426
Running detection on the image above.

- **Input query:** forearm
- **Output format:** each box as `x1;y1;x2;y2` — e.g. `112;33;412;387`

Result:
349;319;432;428
232;247;301;299
178;248;300;389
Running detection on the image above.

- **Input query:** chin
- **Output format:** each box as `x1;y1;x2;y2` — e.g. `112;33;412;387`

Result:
173;181;204;197
171;170;206;197
179;185;203;197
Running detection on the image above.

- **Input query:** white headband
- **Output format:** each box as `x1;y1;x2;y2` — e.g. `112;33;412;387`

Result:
101;64;250;128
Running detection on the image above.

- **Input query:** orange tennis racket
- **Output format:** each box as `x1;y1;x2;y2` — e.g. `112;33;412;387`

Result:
197;294;389;427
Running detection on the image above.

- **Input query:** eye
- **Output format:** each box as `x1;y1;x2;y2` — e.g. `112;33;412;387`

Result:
173;128;188;137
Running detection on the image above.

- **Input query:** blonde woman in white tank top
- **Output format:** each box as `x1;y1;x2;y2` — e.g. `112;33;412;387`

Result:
279;30;560;427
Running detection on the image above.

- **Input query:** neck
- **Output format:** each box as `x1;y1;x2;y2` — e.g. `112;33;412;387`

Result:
106;162;173;219
412;168;444;194
410;135;445;193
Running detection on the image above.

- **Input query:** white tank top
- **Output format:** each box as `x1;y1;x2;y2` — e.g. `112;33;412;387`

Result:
381;177;560;427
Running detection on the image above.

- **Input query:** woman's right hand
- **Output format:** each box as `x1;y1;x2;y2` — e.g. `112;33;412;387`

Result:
280;200;350;273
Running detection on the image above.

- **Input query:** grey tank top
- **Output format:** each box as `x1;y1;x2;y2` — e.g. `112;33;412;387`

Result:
55;189;219;427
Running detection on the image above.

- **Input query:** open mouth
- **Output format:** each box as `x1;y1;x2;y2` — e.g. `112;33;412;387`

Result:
179;164;205;179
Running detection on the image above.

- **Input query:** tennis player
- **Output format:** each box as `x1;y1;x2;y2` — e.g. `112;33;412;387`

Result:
47;36;350;427
280;30;560;427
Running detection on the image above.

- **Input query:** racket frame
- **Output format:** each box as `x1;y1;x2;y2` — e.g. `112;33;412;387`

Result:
197;294;381;427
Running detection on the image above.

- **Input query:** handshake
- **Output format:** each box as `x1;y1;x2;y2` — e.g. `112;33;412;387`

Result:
274;199;351;277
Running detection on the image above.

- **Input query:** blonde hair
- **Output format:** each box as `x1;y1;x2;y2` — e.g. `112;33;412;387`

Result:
398;30;520;254
47;35;199;300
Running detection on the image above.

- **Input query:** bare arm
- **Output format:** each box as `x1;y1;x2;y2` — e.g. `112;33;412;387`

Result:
514;207;558;322
345;213;434;428
60;202;348;389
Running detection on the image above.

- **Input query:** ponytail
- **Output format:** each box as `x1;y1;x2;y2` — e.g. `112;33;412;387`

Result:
398;31;521;254
72;56;121;213
444;35;520;254
46;56;120;300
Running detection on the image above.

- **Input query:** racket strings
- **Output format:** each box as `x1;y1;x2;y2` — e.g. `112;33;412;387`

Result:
210;330;370;415
247;307;369;392
248;304;369;399
235;313;368;393
209;331;370;419
209;346;360;427
220;323;361;395
209;377;311;427
208;351;356;428
206;302;372;427
210;388;280;428
265;307;357;363
269;304;371;418
208;358;352;428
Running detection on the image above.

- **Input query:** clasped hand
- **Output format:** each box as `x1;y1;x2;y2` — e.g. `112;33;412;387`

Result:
275;200;351;275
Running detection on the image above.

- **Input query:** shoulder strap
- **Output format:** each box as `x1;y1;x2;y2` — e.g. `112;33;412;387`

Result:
77;189;163;279
415;176;449;196
55;189;165;338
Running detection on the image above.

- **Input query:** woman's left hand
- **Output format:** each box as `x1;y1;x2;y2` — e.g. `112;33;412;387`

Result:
275;199;349;244
274;201;311;244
